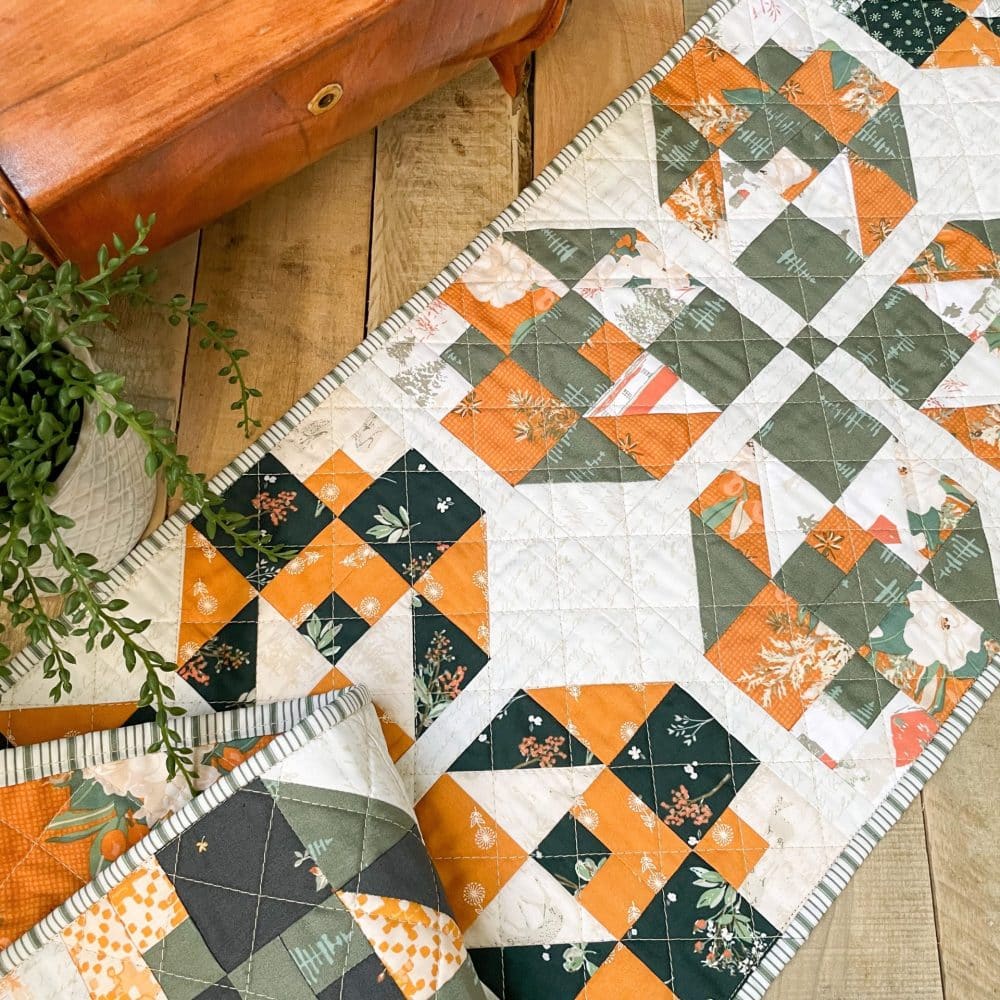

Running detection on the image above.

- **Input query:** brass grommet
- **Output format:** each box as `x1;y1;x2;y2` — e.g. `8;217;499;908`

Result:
308;83;344;115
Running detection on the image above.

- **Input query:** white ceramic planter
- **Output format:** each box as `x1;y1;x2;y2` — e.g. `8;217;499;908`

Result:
30;346;156;578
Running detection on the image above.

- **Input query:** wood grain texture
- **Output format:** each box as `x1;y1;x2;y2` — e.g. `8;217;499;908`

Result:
768;807;944;999
174;132;375;479
532;0;685;169
923;697;1000;1000
0;0;555;263
367;61;526;330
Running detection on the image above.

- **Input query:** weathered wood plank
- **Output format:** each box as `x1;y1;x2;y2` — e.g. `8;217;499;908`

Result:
367;60;527;331
683;0;715;30
922;696;1000;1000
532;0;685;170
0;212;24;246
175;132;376;479
769;807;944;1000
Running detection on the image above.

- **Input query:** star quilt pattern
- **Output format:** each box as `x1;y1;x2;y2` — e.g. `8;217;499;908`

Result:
3;1;1000;998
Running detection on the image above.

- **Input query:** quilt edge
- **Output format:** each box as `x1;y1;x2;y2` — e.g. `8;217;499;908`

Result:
0;684;372;976
736;657;1000;998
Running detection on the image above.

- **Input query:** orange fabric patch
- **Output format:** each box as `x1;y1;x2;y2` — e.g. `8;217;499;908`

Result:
261;519;407;628
589;411;718;480
849;155;916;256
693;808;768;889
0;703;138;747
440;282;557;354
303;449;374;516
63;898;161;998
691;469;769;576
782;50;895;145
577;853;661;938
0;776;89;947
572;770;688;879
528;683;673;764
664;153;726;239
807;506;873;573
579;944;678;1000
415;520;490;653
177;525;257;665
416;776;527;930
579;323;644;381
922;405;1000;473
652;38;767;143
930;16;1000;68
706;582;847;729
442;359;576;485
108;858;187;953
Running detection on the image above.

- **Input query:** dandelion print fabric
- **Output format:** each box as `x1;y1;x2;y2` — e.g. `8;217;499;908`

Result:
4;1;1000;997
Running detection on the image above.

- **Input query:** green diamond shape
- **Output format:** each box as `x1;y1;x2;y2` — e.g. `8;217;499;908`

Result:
266;782;412;891
774;540;846;609
787;327;838;368
813;542;918;648
824;653;900;729
441;325;506;386
229;937;314;1000
722;99;816;172
755;373;892;501
145;920;227;1000
747;41;803;88
841;286;971;406
648;290;781;407
280;902;373;993
736;206;863;319
651;98;713;201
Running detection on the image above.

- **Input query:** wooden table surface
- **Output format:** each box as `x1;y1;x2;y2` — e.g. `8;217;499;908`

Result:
3;1;997;996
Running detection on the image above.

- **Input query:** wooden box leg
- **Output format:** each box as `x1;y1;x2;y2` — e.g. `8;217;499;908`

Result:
490;0;570;96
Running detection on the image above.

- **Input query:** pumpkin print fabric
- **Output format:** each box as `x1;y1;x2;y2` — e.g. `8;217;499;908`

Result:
4;1;1000;998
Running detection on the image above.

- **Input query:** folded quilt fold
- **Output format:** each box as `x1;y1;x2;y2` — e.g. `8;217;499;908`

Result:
0;687;485;999
3;0;1000;997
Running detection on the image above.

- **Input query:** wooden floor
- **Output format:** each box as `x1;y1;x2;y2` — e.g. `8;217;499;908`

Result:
5;1;997;996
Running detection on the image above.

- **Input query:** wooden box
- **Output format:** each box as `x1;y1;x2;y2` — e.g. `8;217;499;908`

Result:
0;0;567;263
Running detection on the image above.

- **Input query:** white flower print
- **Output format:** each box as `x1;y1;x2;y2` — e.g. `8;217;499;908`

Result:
463;240;542;307
897;457;949;516
901;586;983;671
84;755;201;824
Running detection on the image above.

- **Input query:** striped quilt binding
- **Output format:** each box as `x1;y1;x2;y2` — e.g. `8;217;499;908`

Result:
1;0;996;994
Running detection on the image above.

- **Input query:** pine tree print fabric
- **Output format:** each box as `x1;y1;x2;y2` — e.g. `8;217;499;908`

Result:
3;1;1000;998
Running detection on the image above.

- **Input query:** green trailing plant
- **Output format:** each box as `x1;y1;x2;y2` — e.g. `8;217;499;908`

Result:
0;215;289;788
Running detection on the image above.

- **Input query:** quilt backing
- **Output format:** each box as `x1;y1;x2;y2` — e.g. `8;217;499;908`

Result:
4;1;1000;998
0;690;483;1000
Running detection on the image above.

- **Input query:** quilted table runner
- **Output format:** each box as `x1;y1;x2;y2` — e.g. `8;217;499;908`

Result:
4;0;1000;997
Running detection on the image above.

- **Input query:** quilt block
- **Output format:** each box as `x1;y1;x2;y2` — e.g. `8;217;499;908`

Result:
3;1;1000;998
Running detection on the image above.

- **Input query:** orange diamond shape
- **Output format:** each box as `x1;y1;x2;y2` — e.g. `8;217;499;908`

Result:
694;808;768;889
416;776;527;930
528;683;673;764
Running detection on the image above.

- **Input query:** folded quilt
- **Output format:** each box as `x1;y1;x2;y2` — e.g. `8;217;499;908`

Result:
0;687;484;999
4;1;1000;998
